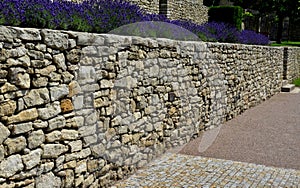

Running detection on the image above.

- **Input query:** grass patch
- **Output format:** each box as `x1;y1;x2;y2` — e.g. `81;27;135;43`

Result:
271;41;300;47
293;78;300;87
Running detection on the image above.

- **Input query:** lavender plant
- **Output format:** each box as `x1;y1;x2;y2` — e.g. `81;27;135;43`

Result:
238;30;270;45
196;22;240;43
0;0;146;32
0;0;270;45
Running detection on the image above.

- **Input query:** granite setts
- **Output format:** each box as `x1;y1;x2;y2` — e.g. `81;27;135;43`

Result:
0;25;299;187
114;153;300;187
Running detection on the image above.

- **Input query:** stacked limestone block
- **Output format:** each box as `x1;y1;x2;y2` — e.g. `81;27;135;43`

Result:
0;25;288;187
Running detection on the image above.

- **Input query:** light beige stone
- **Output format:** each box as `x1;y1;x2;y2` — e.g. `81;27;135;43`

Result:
83;174;94;187
11;122;33;135
64;169;74;188
78;125;96;137
64;160;77;169
0;154;24;178
35;172;62;188
4;136;26;154
46;131;62;142
68;140;82;152
0;26;15;42
23;88;50;107
0;145;5;161
68;81;81;97
0;122;10;144
35;65;56;76
0;83;18;93
121;134;132;144
65;148;91;162
41;29;69;50
13;27;41;41
53;53;67;70
38;102;61;120
61;129;78;140
87;159;105;173
8;67;30;89
32;76;48;87
28;130;45;149
48;115;66;131
66;49;81;63
28;50;44;60
5;108;38;125
50;84;69;101
39;162;54;174
75;160;87;174
22;148;42;169
42;144;68;158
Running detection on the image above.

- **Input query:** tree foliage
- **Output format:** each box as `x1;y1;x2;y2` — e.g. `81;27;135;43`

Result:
231;0;299;17
230;0;300;43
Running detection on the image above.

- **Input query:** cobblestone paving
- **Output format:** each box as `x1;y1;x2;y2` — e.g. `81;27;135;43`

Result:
113;153;300;187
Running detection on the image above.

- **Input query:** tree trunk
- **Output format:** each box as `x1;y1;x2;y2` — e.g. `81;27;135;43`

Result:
276;14;284;44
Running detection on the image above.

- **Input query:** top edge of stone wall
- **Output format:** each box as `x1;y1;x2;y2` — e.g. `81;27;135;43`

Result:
1;25;299;50
205;41;299;50
0;25;206;45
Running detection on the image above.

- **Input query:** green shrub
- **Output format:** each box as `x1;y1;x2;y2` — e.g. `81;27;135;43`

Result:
208;6;243;30
293;78;300;87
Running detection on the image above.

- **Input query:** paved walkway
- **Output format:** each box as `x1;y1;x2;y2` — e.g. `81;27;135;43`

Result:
113;92;300;187
114;154;300;187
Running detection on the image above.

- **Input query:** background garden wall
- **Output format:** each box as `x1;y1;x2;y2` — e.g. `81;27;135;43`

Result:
0;26;296;187
128;0;208;24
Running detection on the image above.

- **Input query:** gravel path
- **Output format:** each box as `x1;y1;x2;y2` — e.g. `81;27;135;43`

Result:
179;92;300;170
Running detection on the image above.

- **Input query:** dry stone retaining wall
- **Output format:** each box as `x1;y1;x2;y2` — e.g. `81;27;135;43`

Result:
0;25;297;187
283;47;300;83
207;43;284;120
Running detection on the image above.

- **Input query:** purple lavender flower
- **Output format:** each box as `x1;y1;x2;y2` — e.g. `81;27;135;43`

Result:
239;30;270;45
0;0;270;45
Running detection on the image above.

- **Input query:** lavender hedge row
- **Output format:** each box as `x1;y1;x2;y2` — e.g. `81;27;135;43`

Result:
0;0;269;45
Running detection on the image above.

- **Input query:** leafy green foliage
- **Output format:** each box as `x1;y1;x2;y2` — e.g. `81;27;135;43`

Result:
230;0;300;43
293;78;300;87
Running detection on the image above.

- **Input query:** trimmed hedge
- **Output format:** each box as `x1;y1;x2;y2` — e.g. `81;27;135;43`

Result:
208;6;243;30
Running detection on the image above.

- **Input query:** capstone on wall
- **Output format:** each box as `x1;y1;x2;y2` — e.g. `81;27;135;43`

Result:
0;25;297;187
